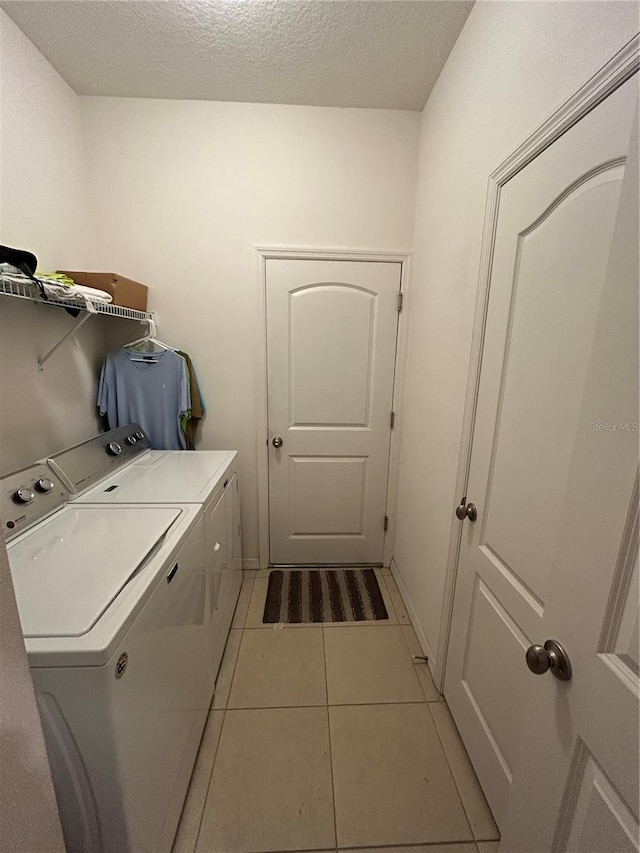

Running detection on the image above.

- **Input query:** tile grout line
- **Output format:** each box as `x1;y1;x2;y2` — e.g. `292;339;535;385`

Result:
232;841;478;853
382;573;406;623
398;626;436;705
224;847;334;853
191;705;226;853
425;701;475;845
223;598;248;708
374;578;478;846
193;842;479;853
340;843;480;851
225;837;481;852
242;577;255;629
387;586;445;705
223;700;433;711
378;571;399;625
428;702;499;843
192;602;249;853
322;624;339;853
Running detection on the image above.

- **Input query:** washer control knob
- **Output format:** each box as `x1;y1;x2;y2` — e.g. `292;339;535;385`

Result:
35;478;55;493
126;435;138;445
14;487;35;504
135;431;145;440
107;441;123;456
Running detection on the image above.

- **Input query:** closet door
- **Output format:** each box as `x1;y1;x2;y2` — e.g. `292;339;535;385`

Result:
266;259;401;565
445;75;639;852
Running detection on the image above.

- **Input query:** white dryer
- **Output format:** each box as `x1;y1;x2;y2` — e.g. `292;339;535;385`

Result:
47;425;242;682
1;462;209;853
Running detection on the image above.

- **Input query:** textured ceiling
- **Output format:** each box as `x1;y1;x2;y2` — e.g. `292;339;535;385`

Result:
1;0;473;110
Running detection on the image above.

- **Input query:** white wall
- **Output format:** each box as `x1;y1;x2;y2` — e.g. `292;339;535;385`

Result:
80;98;420;560
0;10;105;473
393;1;640;671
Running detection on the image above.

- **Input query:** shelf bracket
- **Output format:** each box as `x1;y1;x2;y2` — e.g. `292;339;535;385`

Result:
37;311;94;372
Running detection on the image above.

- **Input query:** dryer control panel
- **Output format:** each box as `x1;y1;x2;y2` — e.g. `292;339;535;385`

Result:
47;424;151;495
0;463;69;541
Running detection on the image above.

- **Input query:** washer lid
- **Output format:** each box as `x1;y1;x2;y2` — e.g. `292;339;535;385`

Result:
8;505;181;638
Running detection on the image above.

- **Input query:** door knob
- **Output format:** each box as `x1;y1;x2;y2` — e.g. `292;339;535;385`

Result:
525;639;572;681
455;497;478;522
272;436;284;448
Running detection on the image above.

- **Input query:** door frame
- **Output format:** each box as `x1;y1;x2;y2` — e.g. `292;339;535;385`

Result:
437;34;640;692
254;245;411;569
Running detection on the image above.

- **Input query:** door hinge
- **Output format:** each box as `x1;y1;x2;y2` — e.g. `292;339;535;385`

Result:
390;411;395;429
397;292;404;312
384;515;389;532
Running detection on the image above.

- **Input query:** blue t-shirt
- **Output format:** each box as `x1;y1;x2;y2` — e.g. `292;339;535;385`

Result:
98;349;191;450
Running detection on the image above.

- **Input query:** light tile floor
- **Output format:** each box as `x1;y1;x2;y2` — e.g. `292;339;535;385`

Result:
172;570;499;853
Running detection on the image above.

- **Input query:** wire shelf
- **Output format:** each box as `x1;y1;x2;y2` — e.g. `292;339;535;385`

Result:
0;274;155;370
0;275;152;321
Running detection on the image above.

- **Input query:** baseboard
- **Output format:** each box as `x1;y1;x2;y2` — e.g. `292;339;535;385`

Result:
242;558;260;571
390;558;439;687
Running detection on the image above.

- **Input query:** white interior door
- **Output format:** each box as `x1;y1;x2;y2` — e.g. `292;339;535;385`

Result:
500;104;639;853
266;259;401;565
444;73;639;851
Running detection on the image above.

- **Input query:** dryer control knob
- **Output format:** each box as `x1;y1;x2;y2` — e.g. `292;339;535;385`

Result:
14;487;35;504
135;431;145;440
126;435;138;445
35;478;54;493
107;441;123;456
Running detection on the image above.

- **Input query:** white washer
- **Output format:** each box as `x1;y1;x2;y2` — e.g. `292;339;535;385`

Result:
47;425;243;683
1;462;209;853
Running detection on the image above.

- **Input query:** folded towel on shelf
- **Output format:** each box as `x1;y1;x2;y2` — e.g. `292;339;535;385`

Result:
1;266;113;308
75;284;112;302
42;281;113;304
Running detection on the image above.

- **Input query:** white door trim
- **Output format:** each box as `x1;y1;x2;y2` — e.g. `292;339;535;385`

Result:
437;33;640;691
254;245;411;569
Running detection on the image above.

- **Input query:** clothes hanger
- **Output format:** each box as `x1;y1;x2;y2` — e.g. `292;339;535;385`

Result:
122;317;177;361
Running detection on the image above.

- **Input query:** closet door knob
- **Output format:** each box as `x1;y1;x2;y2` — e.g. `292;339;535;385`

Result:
456;497;478;522
272;436;284;448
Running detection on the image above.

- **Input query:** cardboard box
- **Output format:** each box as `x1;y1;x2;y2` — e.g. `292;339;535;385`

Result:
59;271;148;312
